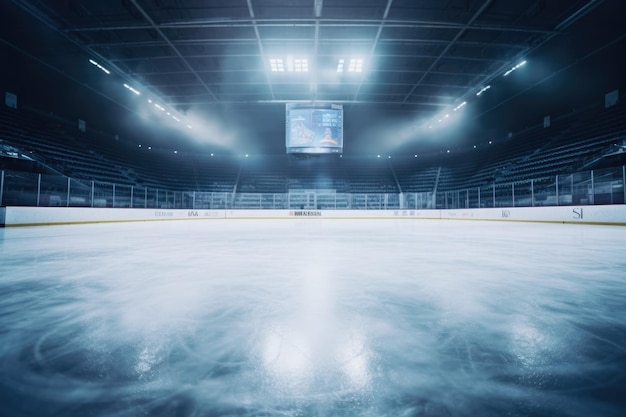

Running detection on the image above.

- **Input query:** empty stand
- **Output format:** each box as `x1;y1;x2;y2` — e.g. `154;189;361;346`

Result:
1;99;625;209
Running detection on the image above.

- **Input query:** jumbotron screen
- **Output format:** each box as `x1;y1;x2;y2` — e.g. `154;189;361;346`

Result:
285;103;343;154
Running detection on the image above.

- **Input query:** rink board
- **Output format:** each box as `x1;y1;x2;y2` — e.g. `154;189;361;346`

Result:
2;205;626;227
0;207;224;227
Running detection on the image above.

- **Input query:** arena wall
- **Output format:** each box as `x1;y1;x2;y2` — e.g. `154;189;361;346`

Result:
1;205;626;227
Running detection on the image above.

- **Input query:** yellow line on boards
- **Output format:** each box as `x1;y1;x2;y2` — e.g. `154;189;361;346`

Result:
1;217;224;227
2;216;626;227
440;218;626;226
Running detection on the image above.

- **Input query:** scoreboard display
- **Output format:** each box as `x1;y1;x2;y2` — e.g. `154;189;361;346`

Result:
286;103;343;154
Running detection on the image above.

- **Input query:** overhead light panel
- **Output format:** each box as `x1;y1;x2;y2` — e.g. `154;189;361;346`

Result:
271;57;308;72
269;58;285;72
348;58;363;73
89;59;110;74
476;85;491;96
123;83;141;95
503;60;526;77
294;58;308;72
337;59;345;73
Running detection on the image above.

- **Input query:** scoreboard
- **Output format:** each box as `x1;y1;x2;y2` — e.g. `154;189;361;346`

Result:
286;103;343;154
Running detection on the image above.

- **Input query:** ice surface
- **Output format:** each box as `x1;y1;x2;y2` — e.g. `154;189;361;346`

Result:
0;219;625;417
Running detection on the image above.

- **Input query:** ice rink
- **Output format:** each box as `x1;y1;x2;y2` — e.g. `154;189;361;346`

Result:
0;218;625;417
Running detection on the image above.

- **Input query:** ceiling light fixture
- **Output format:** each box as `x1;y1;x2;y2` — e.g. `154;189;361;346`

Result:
476;85;491;96
269;58;285;72
337;59;345;73
453;101;467;111
123;83;141;95
503;60;527;77
89;59;110;74
348;58;363;73
294;58;308;72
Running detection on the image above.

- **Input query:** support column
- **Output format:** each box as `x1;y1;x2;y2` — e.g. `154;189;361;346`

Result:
91;181;95;207
130;186;134;208
0;170;4;207
145;188;148;208
112;184;116;208
66;177;71;207
492;184;496;208
37;174;41;206
556;176;559;206
590;170;594;205
623;166;626;204
531;179;534;207
512;183;515;207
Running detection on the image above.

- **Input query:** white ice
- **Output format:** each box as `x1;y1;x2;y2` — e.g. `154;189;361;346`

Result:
0;219;625;417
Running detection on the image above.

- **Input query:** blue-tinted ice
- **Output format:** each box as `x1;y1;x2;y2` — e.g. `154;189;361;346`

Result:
0;219;625;416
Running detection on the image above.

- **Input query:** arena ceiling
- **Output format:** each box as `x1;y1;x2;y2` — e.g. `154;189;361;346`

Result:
1;0;625;155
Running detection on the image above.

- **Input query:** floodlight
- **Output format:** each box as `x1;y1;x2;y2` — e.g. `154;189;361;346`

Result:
269;58;285;72
453;101;467;111
348;58;363;73
337;59;345;73
294;58;308;72
89;59;110;74
123;83;141;95
503;60;526;77
476;85;491;96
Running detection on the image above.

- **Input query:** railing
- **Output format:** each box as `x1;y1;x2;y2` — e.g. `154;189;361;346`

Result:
1;165;625;210
428;166;626;209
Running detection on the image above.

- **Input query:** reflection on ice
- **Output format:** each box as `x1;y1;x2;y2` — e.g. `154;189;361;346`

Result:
258;261;373;398
0;220;625;416
260;324;372;395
